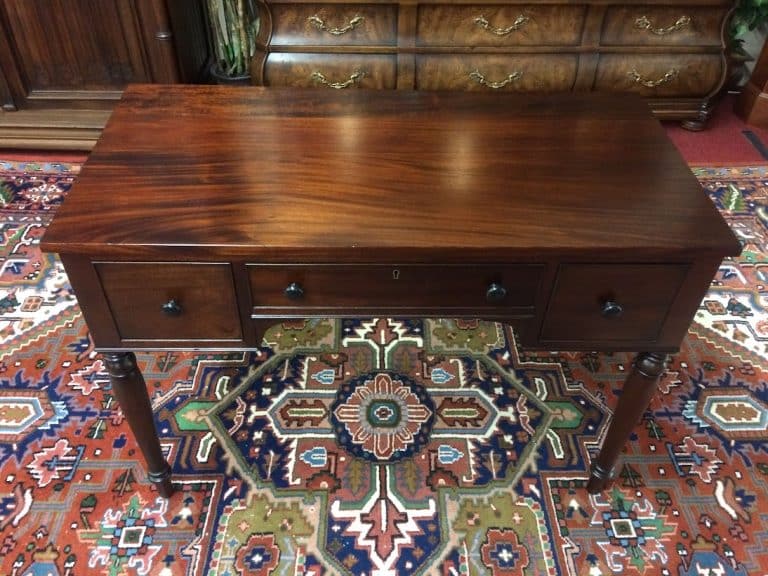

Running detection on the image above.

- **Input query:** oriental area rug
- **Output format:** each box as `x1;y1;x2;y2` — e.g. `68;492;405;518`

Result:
0;159;767;576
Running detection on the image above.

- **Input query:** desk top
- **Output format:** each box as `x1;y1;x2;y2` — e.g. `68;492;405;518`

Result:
42;84;740;260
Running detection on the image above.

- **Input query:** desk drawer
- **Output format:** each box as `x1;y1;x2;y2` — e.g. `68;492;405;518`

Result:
541;264;688;343
416;54;578;91
248;264;542;310
416;5;586;47
601;6;727;47
95;263;242;341
270;4;398;47
265;53;397;88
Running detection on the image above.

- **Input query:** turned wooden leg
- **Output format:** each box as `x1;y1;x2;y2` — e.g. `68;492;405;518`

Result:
587;352;666;493
103;352;174;497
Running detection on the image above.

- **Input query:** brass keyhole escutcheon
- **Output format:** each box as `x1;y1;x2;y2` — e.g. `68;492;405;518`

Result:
392;269;400;280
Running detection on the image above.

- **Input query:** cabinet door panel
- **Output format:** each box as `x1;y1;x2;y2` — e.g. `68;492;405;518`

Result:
0;61;17;110
2;0;152;95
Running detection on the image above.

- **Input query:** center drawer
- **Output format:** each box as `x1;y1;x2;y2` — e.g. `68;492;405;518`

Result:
416;54;578;91
247;264;543;310
416;5;587;46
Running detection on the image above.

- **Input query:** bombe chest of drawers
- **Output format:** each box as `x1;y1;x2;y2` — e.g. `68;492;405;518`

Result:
252;0;734;129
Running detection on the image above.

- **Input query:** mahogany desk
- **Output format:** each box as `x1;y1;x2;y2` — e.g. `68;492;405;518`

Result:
41;85;741;497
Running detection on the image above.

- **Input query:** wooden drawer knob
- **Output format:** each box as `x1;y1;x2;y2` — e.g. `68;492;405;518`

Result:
161;298;183;316
486;282;507;303
284;282;305;300
601;300;624;318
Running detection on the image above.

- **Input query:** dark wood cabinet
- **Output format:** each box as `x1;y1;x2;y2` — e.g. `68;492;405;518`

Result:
0;0;207;149
736;36;768;127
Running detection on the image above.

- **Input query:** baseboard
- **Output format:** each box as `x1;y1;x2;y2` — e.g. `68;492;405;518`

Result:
0;108;111;150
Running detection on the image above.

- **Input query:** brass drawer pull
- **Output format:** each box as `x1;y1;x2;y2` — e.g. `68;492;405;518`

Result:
311;69;366;89
473;14;530;36
308;14;364;36
161;298;182;316
628;68;678;87
284;282;305;300
469;69;522;89
634;15;691;36
601;300;624;318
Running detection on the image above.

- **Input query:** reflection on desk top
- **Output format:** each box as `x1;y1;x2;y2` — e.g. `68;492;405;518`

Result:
41;84;741;260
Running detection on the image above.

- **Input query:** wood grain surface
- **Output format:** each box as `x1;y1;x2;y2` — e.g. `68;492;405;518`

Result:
41;84;740;260
415;5;587;47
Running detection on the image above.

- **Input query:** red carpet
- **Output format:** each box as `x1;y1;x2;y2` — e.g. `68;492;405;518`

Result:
0;150;89;163
664;95;768;165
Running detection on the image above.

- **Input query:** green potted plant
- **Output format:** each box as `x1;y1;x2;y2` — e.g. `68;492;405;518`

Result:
207;0;260;84
729;0;768;86
731;0;768;40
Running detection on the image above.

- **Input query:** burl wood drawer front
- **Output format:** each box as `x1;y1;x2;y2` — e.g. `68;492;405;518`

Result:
416;5;587;47
541;264;688;343
95;263;242;341
601;7;727;47
416;54;578;91
594;54;723;97
265;53;397;88
270;4;398;47
248;264;543;310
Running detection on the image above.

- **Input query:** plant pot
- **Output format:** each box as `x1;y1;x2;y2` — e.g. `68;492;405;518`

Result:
209;62;251;85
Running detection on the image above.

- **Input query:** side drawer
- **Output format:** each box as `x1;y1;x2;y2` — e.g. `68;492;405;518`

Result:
264;53;397;89
601;6;727;47
248;264;543;310
540;264;688;343
594;54;724;97
270;4;398;47
416;54;578;91
416;5;587;47
95;262;242;341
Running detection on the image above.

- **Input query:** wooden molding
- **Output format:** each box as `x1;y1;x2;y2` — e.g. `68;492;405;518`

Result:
0;108;111;150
